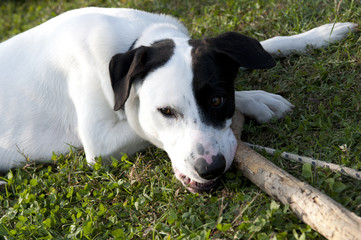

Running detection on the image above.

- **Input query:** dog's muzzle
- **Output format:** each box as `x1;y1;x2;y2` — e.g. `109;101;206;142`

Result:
174;153;226;193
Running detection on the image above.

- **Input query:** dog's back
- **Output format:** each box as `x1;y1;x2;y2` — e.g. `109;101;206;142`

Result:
0;7;186;171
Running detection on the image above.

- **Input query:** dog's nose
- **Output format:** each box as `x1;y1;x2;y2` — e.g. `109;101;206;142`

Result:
194;154;226;180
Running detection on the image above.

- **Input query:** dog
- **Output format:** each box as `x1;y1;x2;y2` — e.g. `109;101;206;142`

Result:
0;7;357;193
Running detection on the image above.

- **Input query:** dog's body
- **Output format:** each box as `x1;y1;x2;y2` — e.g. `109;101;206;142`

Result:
0;7;356;192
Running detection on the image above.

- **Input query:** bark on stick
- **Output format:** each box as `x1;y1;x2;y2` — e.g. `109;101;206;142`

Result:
231;111;361;240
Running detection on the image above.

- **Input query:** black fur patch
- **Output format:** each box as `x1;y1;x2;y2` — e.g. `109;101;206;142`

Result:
189;32;275;128
109;39;175;111
189;41;236;128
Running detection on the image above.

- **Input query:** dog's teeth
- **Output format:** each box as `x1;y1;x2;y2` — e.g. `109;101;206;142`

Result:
183;177;190;185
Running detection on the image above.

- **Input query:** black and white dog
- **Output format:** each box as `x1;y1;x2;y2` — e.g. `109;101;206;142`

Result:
0;8;356;192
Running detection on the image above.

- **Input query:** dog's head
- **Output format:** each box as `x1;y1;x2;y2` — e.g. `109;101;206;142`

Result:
109;32;275;193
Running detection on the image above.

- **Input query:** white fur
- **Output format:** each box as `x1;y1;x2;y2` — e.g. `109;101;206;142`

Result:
261;22;357;57
0;8;187;169
235;90;294;124
0;7;356;190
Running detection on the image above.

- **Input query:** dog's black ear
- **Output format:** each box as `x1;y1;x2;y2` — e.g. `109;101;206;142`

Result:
207;32;276;69
109;47;147;111
109;40;175;111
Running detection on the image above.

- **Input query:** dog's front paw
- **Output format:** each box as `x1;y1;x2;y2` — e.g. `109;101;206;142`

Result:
235;90;294;124
307;22;358;47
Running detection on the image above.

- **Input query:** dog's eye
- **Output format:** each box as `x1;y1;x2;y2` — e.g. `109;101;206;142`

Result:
209;96;224;107
158;107;176;118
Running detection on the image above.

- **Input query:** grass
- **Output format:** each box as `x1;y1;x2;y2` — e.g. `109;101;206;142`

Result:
0;0;360;239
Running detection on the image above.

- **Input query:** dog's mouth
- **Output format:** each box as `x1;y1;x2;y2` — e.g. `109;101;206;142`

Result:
174;168;219;193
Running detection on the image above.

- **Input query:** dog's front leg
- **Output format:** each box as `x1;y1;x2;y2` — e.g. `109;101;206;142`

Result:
77;116;148;165
234;90;294;124
261;22;358;58
70;82;148;165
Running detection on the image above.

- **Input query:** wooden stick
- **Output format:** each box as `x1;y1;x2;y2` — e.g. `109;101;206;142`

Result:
231;111;361;240
243;142;361;180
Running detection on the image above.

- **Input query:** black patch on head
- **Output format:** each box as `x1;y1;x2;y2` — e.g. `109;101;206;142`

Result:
189;32;275;128
109;39;175;111
189;40;237;128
